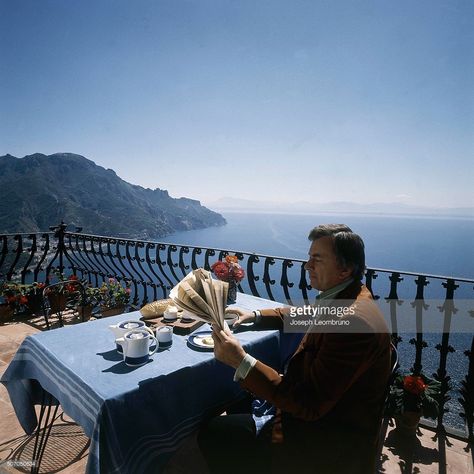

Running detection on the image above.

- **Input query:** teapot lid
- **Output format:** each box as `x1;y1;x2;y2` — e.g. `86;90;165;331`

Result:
118;320;143;330
125;329;149;340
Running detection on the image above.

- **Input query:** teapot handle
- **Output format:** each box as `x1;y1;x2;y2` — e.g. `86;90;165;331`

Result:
148;335;158;355
116;337;126;356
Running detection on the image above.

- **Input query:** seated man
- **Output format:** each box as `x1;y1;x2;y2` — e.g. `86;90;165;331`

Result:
198;224;391;474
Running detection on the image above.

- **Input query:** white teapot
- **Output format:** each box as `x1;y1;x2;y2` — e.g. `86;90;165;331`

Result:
116;329;158;367
109;320;154;353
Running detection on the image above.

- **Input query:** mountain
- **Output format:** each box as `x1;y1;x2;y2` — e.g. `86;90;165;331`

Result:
0;153;226;239
206;197;474;218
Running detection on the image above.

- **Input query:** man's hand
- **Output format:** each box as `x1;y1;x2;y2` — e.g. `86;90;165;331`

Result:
225;307;255;329
212;325;246;369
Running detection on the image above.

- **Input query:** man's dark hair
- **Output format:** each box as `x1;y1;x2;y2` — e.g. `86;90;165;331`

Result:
308;224;366;281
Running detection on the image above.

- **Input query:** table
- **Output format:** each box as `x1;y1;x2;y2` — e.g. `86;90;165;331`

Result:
1;294;286;474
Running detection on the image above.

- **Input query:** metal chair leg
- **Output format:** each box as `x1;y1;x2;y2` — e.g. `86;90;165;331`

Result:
41;300;50;330
30;391;59;474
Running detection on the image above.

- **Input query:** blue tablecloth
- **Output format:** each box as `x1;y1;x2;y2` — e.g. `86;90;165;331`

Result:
1;293;285;474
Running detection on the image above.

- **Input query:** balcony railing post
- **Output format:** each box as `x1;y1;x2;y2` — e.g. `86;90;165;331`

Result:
52;222;68;277
386;272;403;348
435;279;459;431
410;275;430;376
460;336;474;442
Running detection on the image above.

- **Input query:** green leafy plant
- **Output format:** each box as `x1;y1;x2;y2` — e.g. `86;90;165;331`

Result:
0;281;45;313
45;268;83;296
387;373;442;419
96;278;131;309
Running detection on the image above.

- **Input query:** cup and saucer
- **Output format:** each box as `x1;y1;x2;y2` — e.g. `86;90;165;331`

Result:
224;315;237;327
180;310;195;323
156;325;174;348
162;305;180;323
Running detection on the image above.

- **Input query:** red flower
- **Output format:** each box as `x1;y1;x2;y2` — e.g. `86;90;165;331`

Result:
69;275;78;281
211;257;245;283
233;267;245;281
403;375;427;396
211;261;230;281
19;295;29;305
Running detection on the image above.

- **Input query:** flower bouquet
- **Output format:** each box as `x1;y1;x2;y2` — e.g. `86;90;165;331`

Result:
211;255;245;305
387;372;442;436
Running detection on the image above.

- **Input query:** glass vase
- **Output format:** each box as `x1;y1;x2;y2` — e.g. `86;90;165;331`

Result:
226;281;237;305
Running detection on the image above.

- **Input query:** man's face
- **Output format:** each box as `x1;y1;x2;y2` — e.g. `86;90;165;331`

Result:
304;236;351;291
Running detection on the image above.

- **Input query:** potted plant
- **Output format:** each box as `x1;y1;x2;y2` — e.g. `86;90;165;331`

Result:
44;270;83;313
97;278;131;317
76;286;102;321
24;282;46;314
211;255;245;305
0;281;23;321
387;372;442;436
0;281;47;320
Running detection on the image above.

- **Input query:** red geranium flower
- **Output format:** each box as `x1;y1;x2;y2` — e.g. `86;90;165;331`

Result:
403;375;427;396
211;261;230;281
211;256;245;283
233;267;245;281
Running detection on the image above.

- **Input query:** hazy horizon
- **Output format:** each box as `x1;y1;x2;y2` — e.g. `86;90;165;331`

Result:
3;151;473;215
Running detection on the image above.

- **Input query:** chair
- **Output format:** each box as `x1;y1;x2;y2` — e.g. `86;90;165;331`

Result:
41;280;87;330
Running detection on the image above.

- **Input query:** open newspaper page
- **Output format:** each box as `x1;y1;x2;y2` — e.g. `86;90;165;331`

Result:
169;269;227;329
178;282;214;319
200;272;219;322
169;271;208;318
213;279;226;329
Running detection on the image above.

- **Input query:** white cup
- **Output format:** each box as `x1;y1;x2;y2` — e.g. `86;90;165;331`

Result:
163;305;178;321
156;325;173;345
180;310;195;322
224;315;237;327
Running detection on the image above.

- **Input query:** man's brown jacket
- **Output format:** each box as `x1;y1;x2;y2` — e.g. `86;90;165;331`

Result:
241;280;391;445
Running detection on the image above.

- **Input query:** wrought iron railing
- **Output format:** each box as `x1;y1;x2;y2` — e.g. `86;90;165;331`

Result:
0;223;473;441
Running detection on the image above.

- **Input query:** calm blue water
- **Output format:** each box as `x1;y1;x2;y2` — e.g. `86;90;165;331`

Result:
165;211;474;279
165;212;474;430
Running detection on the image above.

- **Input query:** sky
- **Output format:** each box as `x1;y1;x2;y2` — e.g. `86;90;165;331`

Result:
0;0;472;208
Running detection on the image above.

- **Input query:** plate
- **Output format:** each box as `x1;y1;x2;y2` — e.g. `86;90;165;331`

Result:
188;331;214;351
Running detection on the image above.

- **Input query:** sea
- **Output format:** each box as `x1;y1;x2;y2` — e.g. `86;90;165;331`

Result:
165;211;474;280
164;211;474;430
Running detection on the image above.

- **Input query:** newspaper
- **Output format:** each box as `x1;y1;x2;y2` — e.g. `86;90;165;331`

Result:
169;268;229;330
